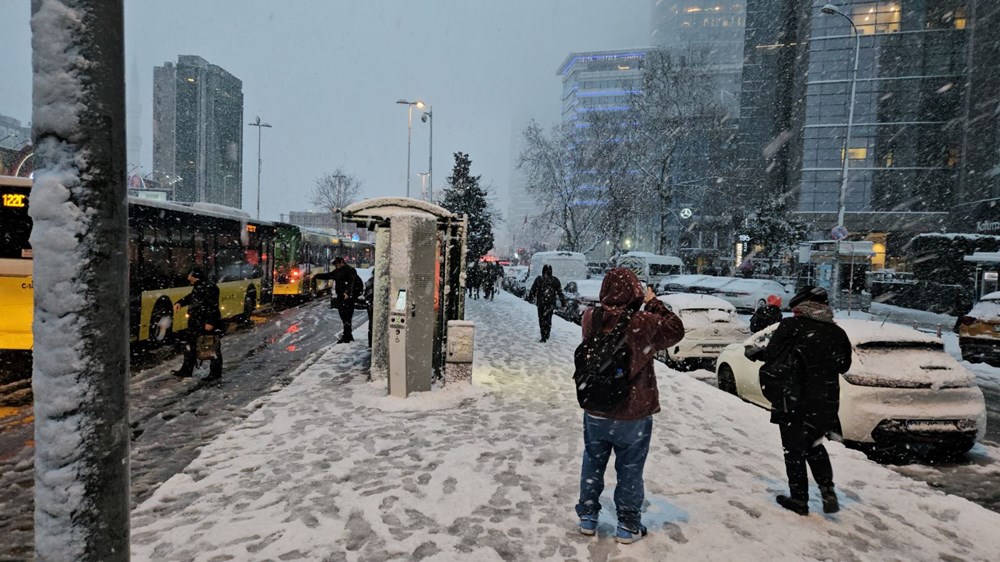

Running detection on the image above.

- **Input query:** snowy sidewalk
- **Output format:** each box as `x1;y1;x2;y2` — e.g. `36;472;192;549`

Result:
131;291;1000;561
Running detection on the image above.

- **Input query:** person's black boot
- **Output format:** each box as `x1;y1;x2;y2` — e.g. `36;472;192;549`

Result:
776;495;809;516
820;486;839;514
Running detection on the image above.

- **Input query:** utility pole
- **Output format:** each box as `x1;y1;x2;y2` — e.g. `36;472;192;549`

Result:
31;1;130;560
249;115;272;219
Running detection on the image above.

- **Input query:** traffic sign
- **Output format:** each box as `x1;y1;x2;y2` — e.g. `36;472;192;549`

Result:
830;225;849;240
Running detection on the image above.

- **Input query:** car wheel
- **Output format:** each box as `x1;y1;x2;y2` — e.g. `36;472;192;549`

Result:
717;364;737;395
149;300;174;345
756;298;766;310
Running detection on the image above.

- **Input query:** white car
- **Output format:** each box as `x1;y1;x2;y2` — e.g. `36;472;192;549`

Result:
713;278;795;312
656;293;751;370
715;319;987;455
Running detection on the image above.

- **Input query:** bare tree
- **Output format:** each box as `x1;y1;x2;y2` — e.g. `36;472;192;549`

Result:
624;48;735;254
311;168;362;233
517;120;605;252
577;110;639;256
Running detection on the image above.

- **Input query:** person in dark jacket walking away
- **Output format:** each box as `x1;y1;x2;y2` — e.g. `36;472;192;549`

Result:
364;275;375;347
172;268;223;380
759;286;852;516
750;294;784;333
315;257;364;343
575;268;684;543
527;264;568;342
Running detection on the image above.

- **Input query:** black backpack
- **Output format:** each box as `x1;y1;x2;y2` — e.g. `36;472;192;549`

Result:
573;307;634;411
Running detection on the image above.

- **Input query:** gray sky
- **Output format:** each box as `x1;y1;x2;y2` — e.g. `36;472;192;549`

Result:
0;0;649;222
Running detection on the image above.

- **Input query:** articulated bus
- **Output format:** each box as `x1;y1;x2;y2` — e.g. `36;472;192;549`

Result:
273;223;374;299
0;175;276;353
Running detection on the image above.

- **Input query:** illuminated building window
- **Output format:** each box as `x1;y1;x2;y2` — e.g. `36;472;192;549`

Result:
883;151;894;167
947;148;960;168
852;2;900;35
841;147;868;161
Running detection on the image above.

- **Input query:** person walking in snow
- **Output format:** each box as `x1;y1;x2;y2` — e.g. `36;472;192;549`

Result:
750;294;784;333
575;268;684;544
758;286;852;516
527;264;567;343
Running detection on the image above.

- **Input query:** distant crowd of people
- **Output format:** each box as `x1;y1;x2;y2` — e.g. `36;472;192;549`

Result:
466;261;504;300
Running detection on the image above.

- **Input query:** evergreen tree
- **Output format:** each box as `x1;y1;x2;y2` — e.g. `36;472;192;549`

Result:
440;152;495;261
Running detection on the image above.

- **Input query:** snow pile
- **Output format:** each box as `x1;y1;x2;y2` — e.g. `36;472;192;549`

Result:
131;291;1000;561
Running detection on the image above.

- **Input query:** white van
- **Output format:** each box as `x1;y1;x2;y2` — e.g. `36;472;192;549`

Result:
618;252;684;286
525;251;589;295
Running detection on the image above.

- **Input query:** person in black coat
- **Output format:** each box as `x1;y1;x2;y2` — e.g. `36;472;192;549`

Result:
750;294;784;333
172;268;223;380
315;257;364;343
364;275;375;347
759;286;852;515
527;264;568;343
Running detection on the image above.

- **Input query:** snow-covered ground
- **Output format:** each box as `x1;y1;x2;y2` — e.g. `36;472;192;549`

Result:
131;291;1000;561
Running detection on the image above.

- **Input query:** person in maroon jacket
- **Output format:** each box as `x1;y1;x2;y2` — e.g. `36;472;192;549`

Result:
575;268;685;544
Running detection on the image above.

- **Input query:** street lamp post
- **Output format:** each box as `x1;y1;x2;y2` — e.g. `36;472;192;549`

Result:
396;100;417;198
822;3;861;231
417;102;433;202
821;3;861;308
248;115;272;219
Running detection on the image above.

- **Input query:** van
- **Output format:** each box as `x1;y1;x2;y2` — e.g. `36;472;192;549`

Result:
617;252;684;286
525;251;589;295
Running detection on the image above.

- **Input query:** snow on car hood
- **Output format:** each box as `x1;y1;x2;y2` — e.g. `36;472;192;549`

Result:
969;298;1000;322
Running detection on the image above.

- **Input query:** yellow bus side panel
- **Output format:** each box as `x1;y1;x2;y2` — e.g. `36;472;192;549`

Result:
0;275;33;350
136;281;255;341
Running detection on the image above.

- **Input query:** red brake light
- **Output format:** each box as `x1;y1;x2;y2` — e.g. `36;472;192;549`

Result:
291;268;300;278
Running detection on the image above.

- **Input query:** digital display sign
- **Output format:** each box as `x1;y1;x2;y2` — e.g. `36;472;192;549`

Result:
2;192;27;208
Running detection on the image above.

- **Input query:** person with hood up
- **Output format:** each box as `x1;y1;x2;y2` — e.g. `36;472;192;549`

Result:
526;264;567;342
575;268;685;544
758;285;852;516
750;294;784;333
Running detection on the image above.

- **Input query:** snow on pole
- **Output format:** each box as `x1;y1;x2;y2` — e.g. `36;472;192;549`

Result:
30;1;129;560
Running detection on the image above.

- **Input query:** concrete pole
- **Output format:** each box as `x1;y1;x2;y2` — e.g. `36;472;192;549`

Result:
31;1;130;559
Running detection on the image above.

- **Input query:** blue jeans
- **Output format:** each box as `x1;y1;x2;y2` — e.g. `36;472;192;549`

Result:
575;413;653;531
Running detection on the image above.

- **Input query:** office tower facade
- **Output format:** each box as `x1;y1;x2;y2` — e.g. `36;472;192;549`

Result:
153;55;243;208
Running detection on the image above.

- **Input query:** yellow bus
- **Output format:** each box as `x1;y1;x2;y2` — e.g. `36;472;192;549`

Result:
0;175;276;352
0;175;34;352
273;223;373;299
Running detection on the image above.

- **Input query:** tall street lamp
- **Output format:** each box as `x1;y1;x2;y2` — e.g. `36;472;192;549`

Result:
821;3;861;231
416;101;433;202
821;3;861;308
248;115;272;219
396;99;419;198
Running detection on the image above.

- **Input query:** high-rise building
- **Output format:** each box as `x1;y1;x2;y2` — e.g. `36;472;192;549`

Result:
558;49;647;125
153;55;243;208
737;1;982;255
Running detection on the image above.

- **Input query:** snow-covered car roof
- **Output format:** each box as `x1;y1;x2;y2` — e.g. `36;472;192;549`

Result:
978;291;1000;301
834;319;942;347
968;296;1000;322
658;293;735;311
569;278;604;301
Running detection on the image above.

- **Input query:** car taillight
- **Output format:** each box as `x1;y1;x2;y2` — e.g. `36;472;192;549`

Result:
960;315;976;325
292;268;300;278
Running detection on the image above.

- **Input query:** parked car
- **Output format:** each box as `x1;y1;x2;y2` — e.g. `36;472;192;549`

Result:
655;293;750;370
656;275;795;312
524;251;590;295
714;278;795;312
501;266;529;297
561;278;604;324
715;319;987;455
957;291;1000;365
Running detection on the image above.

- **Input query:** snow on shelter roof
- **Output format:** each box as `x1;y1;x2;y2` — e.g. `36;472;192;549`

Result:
836;318;942;346
339;197;456;227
